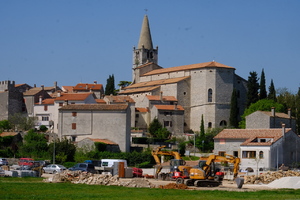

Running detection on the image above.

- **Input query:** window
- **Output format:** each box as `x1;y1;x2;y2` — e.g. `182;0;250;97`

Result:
242;151;256;158
72;123;76;130
218;151;226;157
42;116;49;121
233;151;238;157
59;103;63;106
72;112;77;117
164;121;172;127
136;114;139;118
259;151;264;159
71;136;76;142
44;105;48;111
164;112;172;116
220;120;227;127
208;122;212;128
208;88;212;102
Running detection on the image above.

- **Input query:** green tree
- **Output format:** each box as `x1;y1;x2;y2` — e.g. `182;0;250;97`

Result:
239;99;285;128
200;114;205;138
39;125;48;132
8;113;35;131
259;69;267;99
246;71;260;107
268;79;276;102
48;138;76;163
0;120;11;132
229;88;239;128
148;118;162;137
156;127;171;139
277;87;296;114
118;81;132;89
20;129;48;158
105;74;116;95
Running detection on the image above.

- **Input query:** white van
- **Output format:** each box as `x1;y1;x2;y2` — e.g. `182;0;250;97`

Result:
101;159;127;168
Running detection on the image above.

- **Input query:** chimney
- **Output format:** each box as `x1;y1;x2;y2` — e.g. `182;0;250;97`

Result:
288;108;291;118
160;91;163;102
39;95;42;104
63;99;68;106
54;81;57;91
41;85;44;90
94;81;97;84
85;84;88;90
282;123;286;137
57;90;61;97
271;107;275;117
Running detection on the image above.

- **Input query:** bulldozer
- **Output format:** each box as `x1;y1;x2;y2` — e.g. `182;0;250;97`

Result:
151;146;191;183
185;154;241;187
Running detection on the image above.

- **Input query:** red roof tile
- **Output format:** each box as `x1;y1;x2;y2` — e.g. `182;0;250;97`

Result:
135;107;149;112
124;77;189;89
95;99;106;104
55;93;93;101
105;95;135;103
154;104;184;111
118;86;160;94
73;83;103;91
59;104;128;111
147;95;177;101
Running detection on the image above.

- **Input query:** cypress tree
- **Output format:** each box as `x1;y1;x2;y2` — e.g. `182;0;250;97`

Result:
200;114;205;138
268;79;277;102
105;74;116;95
246;71;259;107
259;69;267;99
229;88;239;128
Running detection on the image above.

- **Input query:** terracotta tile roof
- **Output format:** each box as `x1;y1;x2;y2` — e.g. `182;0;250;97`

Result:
59;104;128;111
214;128;292;146
135;107;149;112
61;86;74;93
104;95;135;103
118;86;160;94
154;104;184;111
146;95;178;101
23;89;43;96
35;98;54;105
124;76;190;89
55;93;93;101
88;138;117;145
73;83;103;91
131;130;144;133
143;61;235;76
0;132;18;137
258;111;294;119
95;99;106;104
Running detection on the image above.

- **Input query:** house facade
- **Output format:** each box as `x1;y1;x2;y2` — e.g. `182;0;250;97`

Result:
58;104;131;152
214;126;300;173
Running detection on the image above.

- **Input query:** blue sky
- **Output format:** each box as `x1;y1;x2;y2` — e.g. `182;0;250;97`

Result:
1;0;299;93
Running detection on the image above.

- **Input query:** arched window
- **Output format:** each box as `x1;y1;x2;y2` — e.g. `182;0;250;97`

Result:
259;151;264;159
220;120;227;127
208;122;212;128
208;89;213;102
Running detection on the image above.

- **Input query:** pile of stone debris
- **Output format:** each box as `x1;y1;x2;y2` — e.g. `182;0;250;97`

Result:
244;170;300;184
44;170;156;188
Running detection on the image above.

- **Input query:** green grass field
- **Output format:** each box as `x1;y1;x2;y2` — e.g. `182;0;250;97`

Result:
0;177;300;200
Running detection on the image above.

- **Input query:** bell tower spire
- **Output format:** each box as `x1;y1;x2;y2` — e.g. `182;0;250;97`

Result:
133;15;158;69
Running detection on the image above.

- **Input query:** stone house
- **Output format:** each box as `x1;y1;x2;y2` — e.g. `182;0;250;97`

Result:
58;104;131;152
0;80;26;120
72;82;104;99
76;138;120;153
246;107;296;132
214;125;300;173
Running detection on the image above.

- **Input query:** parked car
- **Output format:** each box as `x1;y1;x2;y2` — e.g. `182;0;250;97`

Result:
43;164;67;174
0;158;8;166
69;163;97;173
18;158;34;166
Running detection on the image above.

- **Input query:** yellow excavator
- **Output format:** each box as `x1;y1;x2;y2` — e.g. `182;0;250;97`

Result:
185;154;241;187
151;146;192;182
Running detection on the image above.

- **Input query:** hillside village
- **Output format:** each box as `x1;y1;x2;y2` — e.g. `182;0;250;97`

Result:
1;15;300;174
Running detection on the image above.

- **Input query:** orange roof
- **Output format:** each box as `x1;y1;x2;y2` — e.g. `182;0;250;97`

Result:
59;104;128;111
124;77;189;89
154;104;184;111
147;95;177;102
95;99;106;104
214;128;292;146
62;86;74;93
143;61;235;76
118;86;160;94
55;93;93;101
35;98;54;105
105;95;135;103
88;138;117;145
73;83;103;91
135;107;149;112
0;132;18;137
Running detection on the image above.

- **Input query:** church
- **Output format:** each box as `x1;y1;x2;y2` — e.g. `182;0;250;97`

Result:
119;15;248;135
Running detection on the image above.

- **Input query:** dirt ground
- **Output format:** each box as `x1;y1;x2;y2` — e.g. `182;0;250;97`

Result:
42;173;272;191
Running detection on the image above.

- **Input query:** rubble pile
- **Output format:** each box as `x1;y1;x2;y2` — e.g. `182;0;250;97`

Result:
244;170;300;184
159;183;190;190
44;170;156;188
